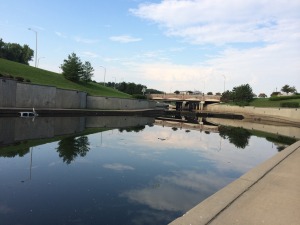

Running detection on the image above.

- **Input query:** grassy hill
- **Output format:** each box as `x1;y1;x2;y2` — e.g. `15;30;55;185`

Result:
223;96;300;108
249;97;300;107
0;58;131;98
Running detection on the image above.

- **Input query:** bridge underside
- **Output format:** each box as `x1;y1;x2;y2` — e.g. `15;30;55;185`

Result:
152;98;220;111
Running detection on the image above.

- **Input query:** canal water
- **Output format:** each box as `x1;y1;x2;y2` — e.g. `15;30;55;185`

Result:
0;116;297;225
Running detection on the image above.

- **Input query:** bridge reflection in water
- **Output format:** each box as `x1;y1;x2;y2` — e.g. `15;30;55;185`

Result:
155;117;219;133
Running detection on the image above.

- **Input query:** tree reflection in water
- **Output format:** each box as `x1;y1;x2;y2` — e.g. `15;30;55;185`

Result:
118;125;145;133
56;135;90;164
219;126;252;149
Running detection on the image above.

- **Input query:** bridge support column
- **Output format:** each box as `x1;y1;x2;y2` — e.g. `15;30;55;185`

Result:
200;101;205;111
175;102;183;111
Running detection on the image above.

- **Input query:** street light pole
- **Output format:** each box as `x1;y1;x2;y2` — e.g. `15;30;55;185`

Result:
99;66;106;86
221;74;226;93
28;28;38;67
37;57;45;67
112;76;116;88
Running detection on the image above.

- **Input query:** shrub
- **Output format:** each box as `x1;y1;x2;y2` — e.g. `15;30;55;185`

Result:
15;76;24;82
280;102;299;108
132;94;146;99
25;79;31;83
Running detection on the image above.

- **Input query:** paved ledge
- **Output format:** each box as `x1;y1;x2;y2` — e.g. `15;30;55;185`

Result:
169;140;300;225
0;107;165;117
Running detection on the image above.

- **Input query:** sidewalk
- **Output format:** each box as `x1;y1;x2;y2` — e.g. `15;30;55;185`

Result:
169;141;300;225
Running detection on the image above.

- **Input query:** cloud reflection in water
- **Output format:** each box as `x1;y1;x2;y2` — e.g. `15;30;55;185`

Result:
121;170;232;213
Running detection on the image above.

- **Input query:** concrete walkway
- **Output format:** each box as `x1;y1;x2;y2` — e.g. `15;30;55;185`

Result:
169;141;300;225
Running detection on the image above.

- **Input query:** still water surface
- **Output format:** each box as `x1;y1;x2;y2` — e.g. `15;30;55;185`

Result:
0;116;293;225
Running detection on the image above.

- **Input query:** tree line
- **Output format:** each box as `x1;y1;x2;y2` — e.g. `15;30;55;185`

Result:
0;38;34;65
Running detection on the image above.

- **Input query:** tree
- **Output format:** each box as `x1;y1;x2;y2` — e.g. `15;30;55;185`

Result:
145;88;164;94
221;90;233;102
60;53;83;82
81;61;94;83
20;44;34;65
232;84;254;103
207;91;213;95
220;84;254;104
281;85;297;94
174;90;180;94
0;38;33;65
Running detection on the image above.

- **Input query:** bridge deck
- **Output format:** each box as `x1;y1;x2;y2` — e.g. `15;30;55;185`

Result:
149;94;220;102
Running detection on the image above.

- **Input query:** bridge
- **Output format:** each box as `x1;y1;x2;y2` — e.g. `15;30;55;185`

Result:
148;93;221;111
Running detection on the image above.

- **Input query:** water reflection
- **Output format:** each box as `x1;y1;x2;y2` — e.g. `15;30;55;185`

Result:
121;170;231;213
0;115;299;225
56;136;90;164
219;126;251;149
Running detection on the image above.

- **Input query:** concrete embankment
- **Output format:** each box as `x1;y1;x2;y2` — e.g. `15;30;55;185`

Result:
206;117;300;139
169;140;300;225
0;78;156;111
206;104;300;125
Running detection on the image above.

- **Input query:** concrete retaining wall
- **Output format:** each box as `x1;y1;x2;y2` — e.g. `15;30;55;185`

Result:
16;83;56;108
55;88;87;109
0;79;16;107
87;96;156;110
206;104;300;124
0;78;155;110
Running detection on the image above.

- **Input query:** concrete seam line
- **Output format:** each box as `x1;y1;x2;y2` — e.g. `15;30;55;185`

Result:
205;143;300;225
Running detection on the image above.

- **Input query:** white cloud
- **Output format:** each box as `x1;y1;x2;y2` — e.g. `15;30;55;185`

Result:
110;35;142;43
55;31;67;38
74;36;100;44
102;163;135;171
81;51;99;58
130;0;300;94
131;0;300;45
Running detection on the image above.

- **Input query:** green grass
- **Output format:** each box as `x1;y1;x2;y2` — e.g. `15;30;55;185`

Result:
0;58;131;98
249;98;300;108
221;97;300;108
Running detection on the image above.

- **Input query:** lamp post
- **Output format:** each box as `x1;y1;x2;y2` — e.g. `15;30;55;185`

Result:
28;28;38;67
99;66;106;86
37;57;45;68
112;76;116;89
221;74;226;93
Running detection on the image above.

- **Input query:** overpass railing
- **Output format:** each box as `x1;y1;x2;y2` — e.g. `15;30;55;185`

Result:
148;93;221;101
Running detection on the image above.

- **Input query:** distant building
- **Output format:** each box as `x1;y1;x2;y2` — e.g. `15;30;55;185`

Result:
258;93;267;98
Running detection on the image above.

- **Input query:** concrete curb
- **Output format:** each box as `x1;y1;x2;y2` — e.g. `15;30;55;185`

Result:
169;140;300;225
0;107;165;117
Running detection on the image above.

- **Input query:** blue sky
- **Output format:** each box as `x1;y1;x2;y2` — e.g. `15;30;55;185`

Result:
1;0;299;95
